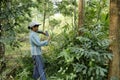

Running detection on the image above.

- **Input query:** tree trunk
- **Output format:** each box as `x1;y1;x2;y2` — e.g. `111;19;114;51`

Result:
43;0;47;31
73;0;77;28
0;24;6;74
0;0;9;74
108;0;120;79
78;0;84;35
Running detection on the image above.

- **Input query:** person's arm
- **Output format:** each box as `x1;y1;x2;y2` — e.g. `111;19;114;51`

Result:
31;35;48;47
37;30;49;36
37;30;46;35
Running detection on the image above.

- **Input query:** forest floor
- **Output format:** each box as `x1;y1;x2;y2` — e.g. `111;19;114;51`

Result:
1;38;50;80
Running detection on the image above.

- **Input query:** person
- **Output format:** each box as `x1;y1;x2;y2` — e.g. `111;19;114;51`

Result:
28;21;50;80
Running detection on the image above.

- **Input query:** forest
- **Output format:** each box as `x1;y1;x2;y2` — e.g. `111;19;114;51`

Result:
0;0;120;80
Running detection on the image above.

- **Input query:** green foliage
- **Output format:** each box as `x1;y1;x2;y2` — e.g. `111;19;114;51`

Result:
44;0;112;80
1;0;112;80
85;0;109;25
49;18;61;27
56;0;77;16
15;55;33;80
45;23;112;80
0;0;36;48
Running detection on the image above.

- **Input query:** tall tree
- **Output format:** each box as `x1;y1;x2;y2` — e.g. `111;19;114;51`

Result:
0;0;36;47
0;24;6;74
108;0;120;79
78;0;84;35
43;0;47;31
0;0;6;74
0;0;35;73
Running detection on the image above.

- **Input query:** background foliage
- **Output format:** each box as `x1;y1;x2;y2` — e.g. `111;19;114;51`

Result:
0;0;112;80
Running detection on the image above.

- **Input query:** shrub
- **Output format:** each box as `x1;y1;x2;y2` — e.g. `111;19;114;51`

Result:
45;24;112;80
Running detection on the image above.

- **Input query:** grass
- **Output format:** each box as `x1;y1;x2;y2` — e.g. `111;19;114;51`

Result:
1;36;53;80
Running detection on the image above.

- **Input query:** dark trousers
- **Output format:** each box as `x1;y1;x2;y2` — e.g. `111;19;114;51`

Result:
32;55;46;80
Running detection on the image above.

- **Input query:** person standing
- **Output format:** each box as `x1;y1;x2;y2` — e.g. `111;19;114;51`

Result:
28;21;50;80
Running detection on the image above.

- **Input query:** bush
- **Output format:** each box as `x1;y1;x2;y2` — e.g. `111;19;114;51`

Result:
15;55;34;80
45;24;112;80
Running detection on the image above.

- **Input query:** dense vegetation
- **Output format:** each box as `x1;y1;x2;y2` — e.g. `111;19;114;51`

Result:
0;0;113;80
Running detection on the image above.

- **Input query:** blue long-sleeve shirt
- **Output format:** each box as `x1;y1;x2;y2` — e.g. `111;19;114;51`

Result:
29;31;48;55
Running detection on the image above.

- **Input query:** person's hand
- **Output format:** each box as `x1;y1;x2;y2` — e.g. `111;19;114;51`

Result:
45;31;49;36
